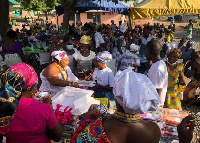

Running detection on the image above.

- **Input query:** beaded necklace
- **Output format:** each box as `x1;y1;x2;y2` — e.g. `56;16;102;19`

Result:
54;62;69;81
110;112;142;123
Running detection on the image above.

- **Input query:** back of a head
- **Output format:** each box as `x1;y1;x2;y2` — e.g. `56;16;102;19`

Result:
6;30;17;39
146;39;161;56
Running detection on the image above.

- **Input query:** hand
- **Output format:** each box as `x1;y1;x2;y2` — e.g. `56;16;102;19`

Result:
73;82;79;88
43;97;52;104
85;104;99;115
177;115;195;143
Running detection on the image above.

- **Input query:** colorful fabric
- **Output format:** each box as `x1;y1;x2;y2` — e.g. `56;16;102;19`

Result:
95;51;112;63
165;30;174;43
71;113;111;143
51;50;68;62
0;63;38;135
80;35;91;45
167;48;182;58
166;63;184;110
183;79;200;103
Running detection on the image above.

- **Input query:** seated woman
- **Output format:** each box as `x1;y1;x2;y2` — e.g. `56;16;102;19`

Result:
165;49;186;110
39;50;79;95
0;63;63;143
73;35;96;78
183;51;200;103
71;68;161;143
1;31;27;63
180;40;195;63
92;51;115;105
63;35;77;71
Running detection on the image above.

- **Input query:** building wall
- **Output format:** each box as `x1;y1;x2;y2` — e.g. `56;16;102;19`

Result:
56;12;125;27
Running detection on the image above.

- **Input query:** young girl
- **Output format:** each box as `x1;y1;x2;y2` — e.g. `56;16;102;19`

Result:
93;51;115;107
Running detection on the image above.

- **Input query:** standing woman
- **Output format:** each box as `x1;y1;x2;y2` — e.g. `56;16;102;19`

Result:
139;28;153;58
165;49;186;110
112;24;127;66
73;35;96;76
63;35;77;71
187;19;193;40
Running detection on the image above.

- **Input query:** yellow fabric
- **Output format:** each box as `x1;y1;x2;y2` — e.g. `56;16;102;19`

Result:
130;0;200;20
80;35;91;45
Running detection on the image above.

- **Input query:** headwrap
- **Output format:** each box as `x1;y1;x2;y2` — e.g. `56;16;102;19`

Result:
119;24;128;33
114;68;160;114
0;63;38;134
95;51;112;63
80;35;91;45
187;40;194;46
51;50;68;62
130;44;140;52
167;48;182;58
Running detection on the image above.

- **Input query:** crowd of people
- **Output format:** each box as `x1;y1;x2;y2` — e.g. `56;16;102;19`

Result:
0;19;199;143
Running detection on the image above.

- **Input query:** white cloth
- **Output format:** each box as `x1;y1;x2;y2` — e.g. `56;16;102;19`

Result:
114;68;160;114
28;36;38;42
119;24;127;33
39;66;78;94
92;67;114;87
51;50;68;62
130;44;140;52
73;50;95;61
148;60;168;106
118;53;140;71
140;35;154;45
95;32;104;48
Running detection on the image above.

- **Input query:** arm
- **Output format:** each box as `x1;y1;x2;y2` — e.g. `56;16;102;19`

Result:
156;89;162;97
44;65;78;87
73;58;78;76
178;115;195;143
46;122;63;142
179;71;186;84
18;52;28;63
184;60;192;75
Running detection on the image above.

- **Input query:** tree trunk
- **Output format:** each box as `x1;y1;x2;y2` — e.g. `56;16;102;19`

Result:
0;0;9;42
45;11;48;21
61;0;77;29
62;8;72;29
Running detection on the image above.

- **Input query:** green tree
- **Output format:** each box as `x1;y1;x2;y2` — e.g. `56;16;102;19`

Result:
0;0;9;42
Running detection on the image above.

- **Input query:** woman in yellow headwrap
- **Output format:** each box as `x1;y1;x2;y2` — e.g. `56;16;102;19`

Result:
165;48;186;110
73;35;96;78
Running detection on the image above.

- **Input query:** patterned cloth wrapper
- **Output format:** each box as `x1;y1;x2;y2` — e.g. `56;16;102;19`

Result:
0;63;38;135
167;48;182;58
51;50;68;62
95;51;112;63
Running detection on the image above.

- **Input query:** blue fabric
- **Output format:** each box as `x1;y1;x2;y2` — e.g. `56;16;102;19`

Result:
55;0;129;16
94;88;115;101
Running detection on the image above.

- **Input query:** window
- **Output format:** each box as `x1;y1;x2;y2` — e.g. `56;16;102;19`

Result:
87;13;93;19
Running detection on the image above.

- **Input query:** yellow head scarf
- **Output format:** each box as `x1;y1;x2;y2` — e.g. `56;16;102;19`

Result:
80;35;91;45
167;48;182;58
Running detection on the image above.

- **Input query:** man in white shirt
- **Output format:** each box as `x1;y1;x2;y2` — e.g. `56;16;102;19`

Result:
94;27;104;52
145;39;168;106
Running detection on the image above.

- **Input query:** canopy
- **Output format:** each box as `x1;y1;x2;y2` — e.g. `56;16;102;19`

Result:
9;0;20;7
55;0;129;16
130;0;200;20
